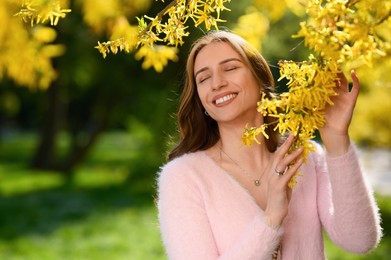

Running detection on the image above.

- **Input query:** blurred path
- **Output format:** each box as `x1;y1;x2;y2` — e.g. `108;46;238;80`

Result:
359;148;391;196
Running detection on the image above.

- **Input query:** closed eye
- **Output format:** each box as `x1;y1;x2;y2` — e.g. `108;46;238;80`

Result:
199;76;210;83
225;66;237;71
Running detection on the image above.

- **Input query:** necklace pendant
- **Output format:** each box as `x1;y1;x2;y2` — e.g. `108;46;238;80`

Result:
254;180;261;186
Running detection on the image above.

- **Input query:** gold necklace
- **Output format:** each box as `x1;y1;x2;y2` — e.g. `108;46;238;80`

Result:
218;146;265;187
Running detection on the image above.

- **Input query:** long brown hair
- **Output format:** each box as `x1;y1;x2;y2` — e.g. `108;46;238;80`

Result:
168;31;279;160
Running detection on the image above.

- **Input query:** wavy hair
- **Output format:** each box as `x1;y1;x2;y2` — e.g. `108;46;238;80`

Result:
168;31;279;160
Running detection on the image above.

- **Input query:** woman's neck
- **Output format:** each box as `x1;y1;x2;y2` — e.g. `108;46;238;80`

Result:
216;122;271;170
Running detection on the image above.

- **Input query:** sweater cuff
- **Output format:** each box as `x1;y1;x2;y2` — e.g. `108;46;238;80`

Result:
326;142;357;163
258;212;285;236
325;142;366;188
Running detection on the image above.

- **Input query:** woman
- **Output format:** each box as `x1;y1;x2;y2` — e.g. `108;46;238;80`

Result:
157;31;382;259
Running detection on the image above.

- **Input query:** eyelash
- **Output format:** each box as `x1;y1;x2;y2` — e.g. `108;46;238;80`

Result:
225;67;237;71
199;76;210;83
198;66;238;83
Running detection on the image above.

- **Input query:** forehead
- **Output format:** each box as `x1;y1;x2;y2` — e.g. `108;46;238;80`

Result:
193;42;242;72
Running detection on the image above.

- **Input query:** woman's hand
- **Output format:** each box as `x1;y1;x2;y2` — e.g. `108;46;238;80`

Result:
264;133;304;228
319;70;360;156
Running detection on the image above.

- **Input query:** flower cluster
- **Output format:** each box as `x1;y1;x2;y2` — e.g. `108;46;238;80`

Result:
96;0;231;72
134;45;179;73
233;7;269;51
296;0;390;67
241;124;267;146
242;0;391;188
1;1;65;89
244;58;340;188
14;0;231;73
15;0;71;26
252;0;306;22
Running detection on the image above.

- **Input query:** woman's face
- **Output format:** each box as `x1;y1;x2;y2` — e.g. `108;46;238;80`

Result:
194;41;261;125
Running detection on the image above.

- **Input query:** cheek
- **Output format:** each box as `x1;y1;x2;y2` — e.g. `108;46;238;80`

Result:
244;82;262;104
197;87;209;106
247;78;261;96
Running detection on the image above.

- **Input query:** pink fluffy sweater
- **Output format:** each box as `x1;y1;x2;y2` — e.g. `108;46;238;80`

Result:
157;143;382;259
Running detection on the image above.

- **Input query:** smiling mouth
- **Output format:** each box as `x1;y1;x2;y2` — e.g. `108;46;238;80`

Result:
214;93;237;105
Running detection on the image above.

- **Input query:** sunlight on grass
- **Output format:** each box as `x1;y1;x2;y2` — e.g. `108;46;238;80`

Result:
0;171;64;196
0;207;165;259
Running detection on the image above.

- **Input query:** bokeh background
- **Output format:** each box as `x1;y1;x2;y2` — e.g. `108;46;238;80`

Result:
1;0;390;259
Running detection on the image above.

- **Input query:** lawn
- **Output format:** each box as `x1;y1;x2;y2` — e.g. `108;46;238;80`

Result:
0;131;389;259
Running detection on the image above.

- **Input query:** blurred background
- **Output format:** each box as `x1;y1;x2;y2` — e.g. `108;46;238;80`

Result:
0;0;390;259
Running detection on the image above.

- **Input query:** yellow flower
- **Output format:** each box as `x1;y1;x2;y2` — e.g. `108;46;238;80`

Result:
288;173;303;189
91;0;232;71
95;38;133;58
15;0;71;26
163;18;189;46
233;8;269;51
135;45;178;72
242;125;263;146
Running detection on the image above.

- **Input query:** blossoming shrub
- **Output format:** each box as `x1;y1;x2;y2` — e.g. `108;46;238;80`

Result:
350;86;391;148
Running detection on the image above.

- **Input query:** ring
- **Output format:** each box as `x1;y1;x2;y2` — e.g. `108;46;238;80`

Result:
274;168;284;176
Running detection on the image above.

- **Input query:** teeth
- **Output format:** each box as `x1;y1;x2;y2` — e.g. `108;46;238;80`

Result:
215;94;237;105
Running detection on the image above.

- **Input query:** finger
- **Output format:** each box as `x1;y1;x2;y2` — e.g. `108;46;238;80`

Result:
287;187;293;202
272;157;303;191
337;72;349;92
280;146;304;167
276;133;295;158
274;146;303;177
350;70;360;97
281;158;303;182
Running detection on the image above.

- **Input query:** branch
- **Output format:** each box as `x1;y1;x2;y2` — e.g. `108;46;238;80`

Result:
141;0;179;34
375;11;391;26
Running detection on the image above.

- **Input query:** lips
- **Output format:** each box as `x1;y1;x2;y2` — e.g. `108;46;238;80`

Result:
213;93;238;105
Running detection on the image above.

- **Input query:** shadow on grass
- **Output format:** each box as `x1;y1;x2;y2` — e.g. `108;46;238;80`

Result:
0;131;164;242
0;177;157;241
376;194;391;244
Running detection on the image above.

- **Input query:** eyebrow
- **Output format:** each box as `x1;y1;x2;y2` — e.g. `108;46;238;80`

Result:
194;58;242;79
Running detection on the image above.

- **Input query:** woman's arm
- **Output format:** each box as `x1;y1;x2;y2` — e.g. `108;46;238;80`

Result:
316;70;382;253
316;143;382;253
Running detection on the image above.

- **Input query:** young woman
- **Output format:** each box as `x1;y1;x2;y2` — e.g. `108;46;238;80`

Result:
157;31;382;259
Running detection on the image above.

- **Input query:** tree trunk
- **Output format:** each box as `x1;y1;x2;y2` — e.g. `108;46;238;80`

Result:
30;82;62;170
58;115;108;173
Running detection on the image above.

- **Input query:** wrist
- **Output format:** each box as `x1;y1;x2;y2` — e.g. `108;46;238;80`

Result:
320;132;350;157
264;217;282;230
264;211;284;230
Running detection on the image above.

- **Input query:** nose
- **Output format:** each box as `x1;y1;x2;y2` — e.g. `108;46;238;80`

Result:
211;71;228;91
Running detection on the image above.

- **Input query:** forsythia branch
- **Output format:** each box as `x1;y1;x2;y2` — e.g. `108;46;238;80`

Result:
95;0;231;72
242;0;391;188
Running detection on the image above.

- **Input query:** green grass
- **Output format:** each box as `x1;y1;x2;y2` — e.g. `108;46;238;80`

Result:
324;194;391;259
0;131;165;259
0;131;390;259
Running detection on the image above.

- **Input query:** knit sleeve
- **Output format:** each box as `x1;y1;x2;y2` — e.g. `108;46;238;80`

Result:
157;158;283;260
315;143;382;254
